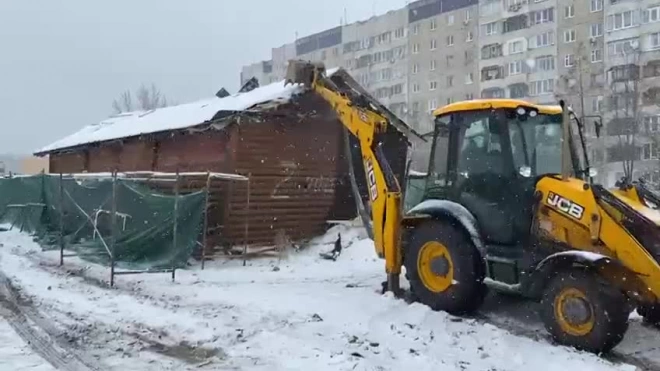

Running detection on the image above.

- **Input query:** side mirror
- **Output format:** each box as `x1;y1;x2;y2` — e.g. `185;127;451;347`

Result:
518;166;532;178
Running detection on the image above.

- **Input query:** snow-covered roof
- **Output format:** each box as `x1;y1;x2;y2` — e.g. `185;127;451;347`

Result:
35;78;306;155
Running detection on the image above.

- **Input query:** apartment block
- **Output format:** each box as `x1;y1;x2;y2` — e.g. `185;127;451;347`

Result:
342;9;410;119
407;0;480;133
240;60;276;87
478;0;560;105
594;0;660;187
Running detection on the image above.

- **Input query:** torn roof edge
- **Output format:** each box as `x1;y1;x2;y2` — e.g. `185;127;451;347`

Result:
34;66;421;157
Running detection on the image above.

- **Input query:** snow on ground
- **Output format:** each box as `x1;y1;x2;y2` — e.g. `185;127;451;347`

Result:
0;318;56;371
0;225;637;371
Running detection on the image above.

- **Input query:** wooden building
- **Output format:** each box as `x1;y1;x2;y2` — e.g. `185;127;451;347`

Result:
35;69;420;255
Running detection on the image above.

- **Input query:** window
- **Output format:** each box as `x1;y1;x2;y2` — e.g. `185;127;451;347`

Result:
412;63;419;74
592;96;604;112
448;14;455;25
565;5;574;18
466;93;474;100
509;60;523;75
428;99;438;113
564;54;575;67
456;114;506;177
530;31;555;48
607;38;638;56
429;81;438;91
609;11;635;31
532;8;554;24
446;97;453;105
645;116;660;132
590;0;603;12
412;24;420;35
481;43;503;59
467;31;474;42
394;28;405;39
644;6;660;23
564;29;576;43
465;9;472;21
413;43;420;54
430;39;437;50
535;55;555;71
482;88;505;98
412;82;420;93
465;72;474;84
590;23;603;38
481;1;499;17
431;18;437;30
484;22;498;36
650;32;660;49
591;49;603;63
530;79;554;95
447;35;454;46
509;40;523;54
447;75;454;87
430;60;437;71
509;83;528;98
643;143;659;160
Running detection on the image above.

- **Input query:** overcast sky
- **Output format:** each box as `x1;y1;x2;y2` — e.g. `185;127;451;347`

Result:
0;0;409;155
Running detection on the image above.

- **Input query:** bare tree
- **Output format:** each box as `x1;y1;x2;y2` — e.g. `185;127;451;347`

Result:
112;83;171;113
608;48;643;182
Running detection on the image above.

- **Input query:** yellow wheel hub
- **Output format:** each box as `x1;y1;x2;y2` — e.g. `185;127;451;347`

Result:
554;287;595;336
417;241;454;293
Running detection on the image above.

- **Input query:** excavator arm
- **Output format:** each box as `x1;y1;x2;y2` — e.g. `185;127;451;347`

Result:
285;60;403;292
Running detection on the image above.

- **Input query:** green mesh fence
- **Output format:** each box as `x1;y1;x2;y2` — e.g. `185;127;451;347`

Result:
0;174;206;270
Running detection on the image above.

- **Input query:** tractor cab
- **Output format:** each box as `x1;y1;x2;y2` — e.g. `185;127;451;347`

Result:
420;99;590;273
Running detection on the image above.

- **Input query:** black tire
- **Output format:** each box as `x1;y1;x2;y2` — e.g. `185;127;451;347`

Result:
637;304;660;326
404;220;487;315
540;269;629;354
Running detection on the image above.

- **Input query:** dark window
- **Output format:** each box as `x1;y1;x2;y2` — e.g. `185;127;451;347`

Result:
456;116;506;177
509;83;528;98
503;14;528;33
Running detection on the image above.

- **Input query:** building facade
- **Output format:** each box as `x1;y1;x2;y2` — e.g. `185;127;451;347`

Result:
240;0;660;186
408;0;480;133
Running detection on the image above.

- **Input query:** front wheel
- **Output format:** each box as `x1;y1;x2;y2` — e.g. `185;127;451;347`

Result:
540;269;629;354
404;220;486;315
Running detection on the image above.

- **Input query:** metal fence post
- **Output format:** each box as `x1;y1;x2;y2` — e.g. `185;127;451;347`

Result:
59;173;65;266
243;175;250;267
201;172;211;270
172;170;179;282
110;170;117;287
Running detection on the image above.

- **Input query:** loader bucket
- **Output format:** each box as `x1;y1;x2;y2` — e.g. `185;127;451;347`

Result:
284;60;326;87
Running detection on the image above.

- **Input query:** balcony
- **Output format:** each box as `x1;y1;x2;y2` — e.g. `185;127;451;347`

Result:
481;65;504;82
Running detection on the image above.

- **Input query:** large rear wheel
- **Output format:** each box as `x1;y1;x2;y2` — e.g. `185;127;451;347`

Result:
404;220;486;315
540;269;629;354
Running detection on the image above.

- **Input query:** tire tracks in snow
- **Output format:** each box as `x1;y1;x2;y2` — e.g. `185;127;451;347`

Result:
0;270;100;371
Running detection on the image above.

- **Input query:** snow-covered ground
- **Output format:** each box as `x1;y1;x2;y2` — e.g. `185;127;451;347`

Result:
0;318;56;371
0;224;639;371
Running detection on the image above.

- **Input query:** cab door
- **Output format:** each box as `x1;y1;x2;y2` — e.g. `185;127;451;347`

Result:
445;110;531;246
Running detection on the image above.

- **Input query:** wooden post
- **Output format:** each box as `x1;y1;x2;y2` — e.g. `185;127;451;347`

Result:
59;173;64;266
110;170;117;287
201;172;211;270
172;170;179;282
243;176;250;267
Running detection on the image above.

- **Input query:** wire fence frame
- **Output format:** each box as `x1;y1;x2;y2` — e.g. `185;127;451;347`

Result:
55;170;250;285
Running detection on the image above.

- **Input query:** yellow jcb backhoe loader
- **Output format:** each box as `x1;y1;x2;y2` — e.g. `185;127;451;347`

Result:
285;60;660;354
